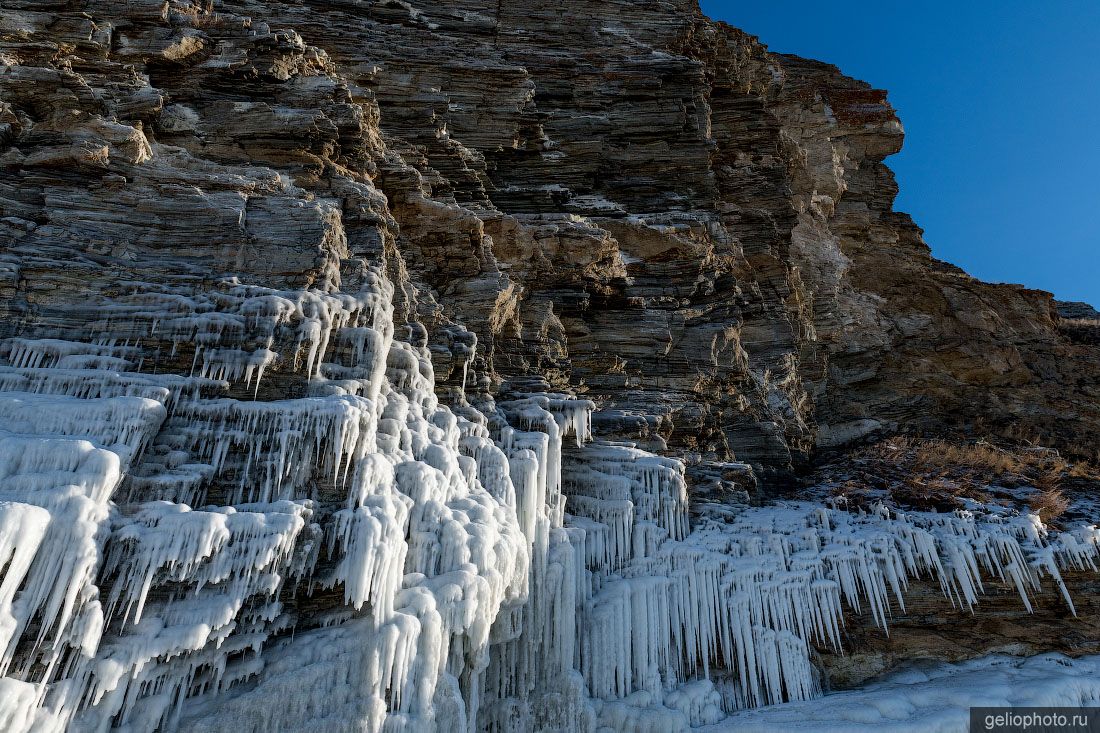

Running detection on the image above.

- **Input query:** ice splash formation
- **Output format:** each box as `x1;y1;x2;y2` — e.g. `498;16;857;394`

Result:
0;267;1098;733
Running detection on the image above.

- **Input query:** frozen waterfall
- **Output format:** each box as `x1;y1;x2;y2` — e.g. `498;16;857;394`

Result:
0;265;1098;732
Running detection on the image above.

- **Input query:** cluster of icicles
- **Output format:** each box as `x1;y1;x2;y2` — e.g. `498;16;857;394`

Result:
1;267;1098;733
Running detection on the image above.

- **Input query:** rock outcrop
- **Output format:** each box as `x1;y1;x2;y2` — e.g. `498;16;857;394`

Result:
4;0;1098;486
1;1;1099;731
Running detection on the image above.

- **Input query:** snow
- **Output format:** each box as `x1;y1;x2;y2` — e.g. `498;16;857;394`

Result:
708;653;1100;732
0;263;1097;731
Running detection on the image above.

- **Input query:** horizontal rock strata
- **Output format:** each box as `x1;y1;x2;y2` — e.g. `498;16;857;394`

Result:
1;1;1099;731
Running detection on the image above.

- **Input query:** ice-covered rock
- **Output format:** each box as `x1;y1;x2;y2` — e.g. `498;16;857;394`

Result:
0;256;1098;730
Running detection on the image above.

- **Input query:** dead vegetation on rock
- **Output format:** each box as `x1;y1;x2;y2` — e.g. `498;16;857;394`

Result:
812;435;1100;525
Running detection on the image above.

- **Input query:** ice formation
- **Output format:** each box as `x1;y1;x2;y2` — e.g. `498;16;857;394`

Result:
0;264;1098;732
710;652;1100;732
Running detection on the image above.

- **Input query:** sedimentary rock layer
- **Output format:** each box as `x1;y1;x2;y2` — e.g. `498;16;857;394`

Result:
1;1;1099;731
3;0;1098;486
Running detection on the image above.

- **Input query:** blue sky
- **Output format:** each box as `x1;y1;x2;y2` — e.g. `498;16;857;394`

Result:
699;1;1100;306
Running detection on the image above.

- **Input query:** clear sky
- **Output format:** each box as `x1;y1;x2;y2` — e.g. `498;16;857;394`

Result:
699;1;1100;306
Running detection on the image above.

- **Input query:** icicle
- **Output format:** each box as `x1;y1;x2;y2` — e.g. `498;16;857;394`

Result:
2;258;1096;733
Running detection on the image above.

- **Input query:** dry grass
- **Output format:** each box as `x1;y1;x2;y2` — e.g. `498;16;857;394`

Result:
1029;485;1070;523
893;475;991;513
1058;317;1100;345
1069;460;1100;479
907;438;1066;476
1027;459;1070;522
1061;317;1100;328
817;435;1100;523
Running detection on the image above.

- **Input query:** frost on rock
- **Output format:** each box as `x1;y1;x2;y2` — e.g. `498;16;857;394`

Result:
1;264;1098;732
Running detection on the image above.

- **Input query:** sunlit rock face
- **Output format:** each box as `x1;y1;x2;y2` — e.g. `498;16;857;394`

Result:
6;0;1098;484
2;1;1100;731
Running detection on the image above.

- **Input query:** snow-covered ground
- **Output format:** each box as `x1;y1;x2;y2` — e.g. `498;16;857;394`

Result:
711;653;1100;732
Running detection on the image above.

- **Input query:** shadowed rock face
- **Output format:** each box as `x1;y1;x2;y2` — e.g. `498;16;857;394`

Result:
816;572;1100;691
2;0;1098;486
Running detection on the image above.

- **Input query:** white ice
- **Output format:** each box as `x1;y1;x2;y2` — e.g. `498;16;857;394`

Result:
708;653;1100;733
0;263;1097;732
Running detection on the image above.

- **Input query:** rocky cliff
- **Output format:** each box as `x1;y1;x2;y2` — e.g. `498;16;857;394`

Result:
5;0;1099;483
1;1;1099;731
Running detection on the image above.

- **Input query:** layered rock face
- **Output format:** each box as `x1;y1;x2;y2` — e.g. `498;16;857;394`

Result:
4;0;1098;485
2;1;1100;731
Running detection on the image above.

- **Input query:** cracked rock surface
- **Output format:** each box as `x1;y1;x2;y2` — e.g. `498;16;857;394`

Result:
4;0;1098;485
2;1;1100;730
